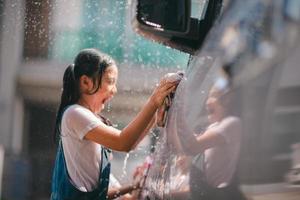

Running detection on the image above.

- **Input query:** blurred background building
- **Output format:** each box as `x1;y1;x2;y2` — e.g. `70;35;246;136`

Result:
0;0;188;199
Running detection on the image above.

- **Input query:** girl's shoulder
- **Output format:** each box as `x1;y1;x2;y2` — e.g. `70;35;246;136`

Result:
63;104;112;127
62;104;99;124
64;104;91;116
221;116;241;126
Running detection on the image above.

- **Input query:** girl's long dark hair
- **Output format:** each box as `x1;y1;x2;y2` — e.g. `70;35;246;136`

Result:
54;48;116;142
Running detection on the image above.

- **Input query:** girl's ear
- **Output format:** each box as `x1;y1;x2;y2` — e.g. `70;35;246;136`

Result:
79;75;93;93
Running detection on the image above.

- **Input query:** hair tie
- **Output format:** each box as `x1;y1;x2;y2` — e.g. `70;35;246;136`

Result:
70;63;75;71
70;64;75;80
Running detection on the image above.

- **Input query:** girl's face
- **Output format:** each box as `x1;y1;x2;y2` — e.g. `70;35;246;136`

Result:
206;88;224;123
95;65;118;111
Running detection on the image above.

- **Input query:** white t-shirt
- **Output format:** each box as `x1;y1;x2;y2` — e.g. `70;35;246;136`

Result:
61;104;106;192
204;116;242;188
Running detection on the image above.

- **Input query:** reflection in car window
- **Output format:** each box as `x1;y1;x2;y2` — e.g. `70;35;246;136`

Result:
141;0;300;199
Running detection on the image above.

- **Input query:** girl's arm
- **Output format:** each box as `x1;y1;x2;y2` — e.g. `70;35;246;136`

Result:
178;117;241;155
181;129;226;155
176;120;225;155
85;81;177;152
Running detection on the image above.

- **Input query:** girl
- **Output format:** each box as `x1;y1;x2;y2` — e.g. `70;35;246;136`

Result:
175;76;245;200
50;48;179;200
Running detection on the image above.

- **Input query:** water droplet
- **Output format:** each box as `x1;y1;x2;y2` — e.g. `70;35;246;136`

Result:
121;153;130;179
107;102;111;112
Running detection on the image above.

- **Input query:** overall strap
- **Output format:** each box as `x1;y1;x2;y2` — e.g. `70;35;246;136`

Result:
51;141;111;200
97;114;112;199
189;154;208;200
97;148;111;199
51;108;113;200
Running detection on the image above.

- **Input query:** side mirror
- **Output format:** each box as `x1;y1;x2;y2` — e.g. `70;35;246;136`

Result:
137;0;191;34
131;0;223;54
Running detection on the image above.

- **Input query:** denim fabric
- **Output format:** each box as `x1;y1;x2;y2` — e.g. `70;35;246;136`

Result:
189;154;245;200
51;141;111;200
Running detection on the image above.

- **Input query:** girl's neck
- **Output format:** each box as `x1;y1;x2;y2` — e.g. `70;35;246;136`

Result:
78;98;99;114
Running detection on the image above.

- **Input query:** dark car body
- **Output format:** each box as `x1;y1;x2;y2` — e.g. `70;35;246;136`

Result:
132;0;300;199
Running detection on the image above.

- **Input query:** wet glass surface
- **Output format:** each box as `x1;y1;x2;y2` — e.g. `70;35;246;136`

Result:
141;0;300;199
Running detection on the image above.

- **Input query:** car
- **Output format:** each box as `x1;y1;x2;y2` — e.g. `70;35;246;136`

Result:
132;0;300;199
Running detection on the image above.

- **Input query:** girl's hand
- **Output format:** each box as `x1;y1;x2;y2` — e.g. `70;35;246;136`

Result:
150;80;178;108
151;72;183;108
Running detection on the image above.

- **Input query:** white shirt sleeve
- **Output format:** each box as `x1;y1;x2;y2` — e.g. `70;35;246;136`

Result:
209;116;242;144
62;105;104;140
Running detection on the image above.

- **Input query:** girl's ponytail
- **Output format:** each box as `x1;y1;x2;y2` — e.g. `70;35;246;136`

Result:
53;64;79;142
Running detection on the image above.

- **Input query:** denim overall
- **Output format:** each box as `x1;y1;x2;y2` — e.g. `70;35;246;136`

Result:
189;154;245;200
50;141;111;200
